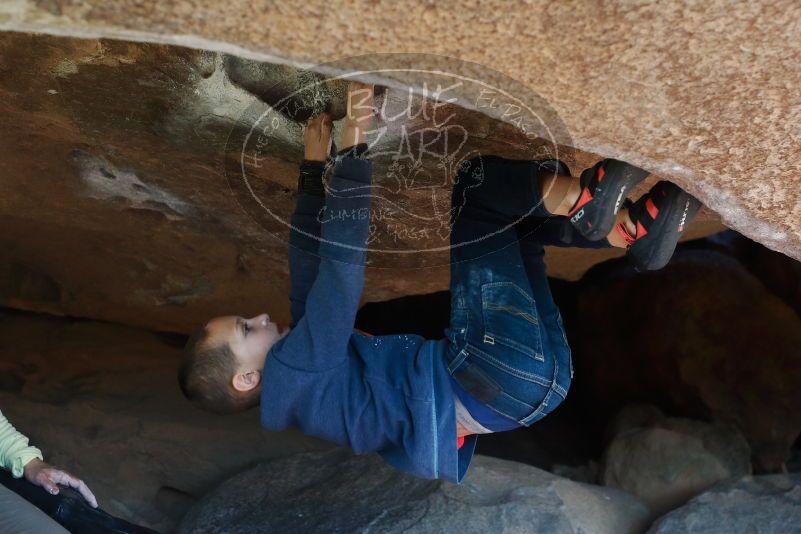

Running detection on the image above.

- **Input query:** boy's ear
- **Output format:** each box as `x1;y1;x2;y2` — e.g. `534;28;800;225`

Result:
232;370;261;392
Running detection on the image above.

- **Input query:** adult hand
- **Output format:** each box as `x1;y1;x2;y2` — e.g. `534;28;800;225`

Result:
303;112;333;161
23;458;98;508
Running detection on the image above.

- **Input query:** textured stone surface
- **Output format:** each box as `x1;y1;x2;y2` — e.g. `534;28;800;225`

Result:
647;474;801;534
602;405;752;518
179;449;651;534
1;0;798;263
0;31;721;333
572;250;801;472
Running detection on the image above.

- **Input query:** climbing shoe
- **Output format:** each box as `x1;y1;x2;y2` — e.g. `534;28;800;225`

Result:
567;159;650;241
615;180;702;271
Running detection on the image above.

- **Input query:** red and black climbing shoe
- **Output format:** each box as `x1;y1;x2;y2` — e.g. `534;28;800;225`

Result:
567;159;650;241
616;180;702;271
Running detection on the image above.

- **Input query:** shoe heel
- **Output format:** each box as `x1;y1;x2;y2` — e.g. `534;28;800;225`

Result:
629;183;701;271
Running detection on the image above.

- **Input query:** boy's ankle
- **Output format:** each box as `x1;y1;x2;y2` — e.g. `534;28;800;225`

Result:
561;179;581;215
539;174;580;216
619;207;636;236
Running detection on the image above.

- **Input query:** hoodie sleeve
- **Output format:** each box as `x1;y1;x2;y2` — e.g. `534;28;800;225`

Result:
288;162;327;327
0;410;43;478
271;156;373;372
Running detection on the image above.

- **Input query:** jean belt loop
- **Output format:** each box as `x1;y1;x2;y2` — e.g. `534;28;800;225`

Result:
447;348;469;375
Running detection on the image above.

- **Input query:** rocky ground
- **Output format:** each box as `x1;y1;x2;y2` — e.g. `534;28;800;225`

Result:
179;450;651;534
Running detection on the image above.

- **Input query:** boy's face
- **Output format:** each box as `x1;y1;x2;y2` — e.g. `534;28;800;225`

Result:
205;313;289;373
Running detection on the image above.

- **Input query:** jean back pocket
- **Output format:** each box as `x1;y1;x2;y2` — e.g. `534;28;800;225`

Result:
481;281;544;361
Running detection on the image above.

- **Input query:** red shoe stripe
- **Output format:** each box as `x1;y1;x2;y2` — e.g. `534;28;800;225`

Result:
615;221;635;246
597;166;606;183
568;187;593;216
646;198;659;219
636;220;648;238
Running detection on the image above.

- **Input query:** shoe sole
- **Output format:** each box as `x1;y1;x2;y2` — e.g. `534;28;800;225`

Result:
570;160;650;241
629;183;702;271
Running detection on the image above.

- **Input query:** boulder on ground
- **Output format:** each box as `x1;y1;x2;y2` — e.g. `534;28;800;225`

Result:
647;474;801;534
179;449;650;534
602;405;751;517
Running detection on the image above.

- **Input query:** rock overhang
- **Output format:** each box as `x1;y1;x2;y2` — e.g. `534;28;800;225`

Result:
2;1;797;332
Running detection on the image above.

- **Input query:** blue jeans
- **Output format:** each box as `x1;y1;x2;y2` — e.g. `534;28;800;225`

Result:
444;155;611;426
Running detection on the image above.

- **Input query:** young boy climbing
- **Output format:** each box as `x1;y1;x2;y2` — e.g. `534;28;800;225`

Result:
179;81;701;483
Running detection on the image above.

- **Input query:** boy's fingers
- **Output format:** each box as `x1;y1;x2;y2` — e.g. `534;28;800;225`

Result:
317;115;332;133
321;114;333;131
317;117;333;144
308;111;332;127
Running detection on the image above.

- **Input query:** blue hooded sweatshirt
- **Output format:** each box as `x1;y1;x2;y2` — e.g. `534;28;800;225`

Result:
260;156;476;483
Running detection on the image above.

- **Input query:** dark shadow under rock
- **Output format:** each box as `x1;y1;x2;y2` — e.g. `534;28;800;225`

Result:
570;249;801;473
681;230;801;318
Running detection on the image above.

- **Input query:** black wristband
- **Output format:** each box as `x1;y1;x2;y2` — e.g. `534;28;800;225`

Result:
336;143;370;160
297;159;326;196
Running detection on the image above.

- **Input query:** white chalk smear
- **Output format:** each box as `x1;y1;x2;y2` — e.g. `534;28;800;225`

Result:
73;149;189;220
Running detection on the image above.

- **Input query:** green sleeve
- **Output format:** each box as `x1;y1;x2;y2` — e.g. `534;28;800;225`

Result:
0;409;43;478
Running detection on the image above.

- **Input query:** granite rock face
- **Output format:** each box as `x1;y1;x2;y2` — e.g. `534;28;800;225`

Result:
602;405;752;518
647;474;801;534
0;31;722;333
179;449;651;534
572;250;801;472
1;0;799;263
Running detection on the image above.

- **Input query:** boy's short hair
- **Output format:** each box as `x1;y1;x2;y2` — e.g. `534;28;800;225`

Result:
178;326;259;414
